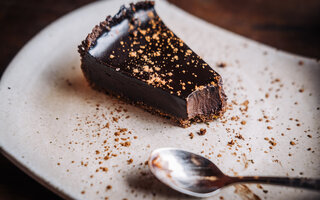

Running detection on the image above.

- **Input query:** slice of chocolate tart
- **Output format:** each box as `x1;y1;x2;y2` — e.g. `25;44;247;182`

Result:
78;1;227;127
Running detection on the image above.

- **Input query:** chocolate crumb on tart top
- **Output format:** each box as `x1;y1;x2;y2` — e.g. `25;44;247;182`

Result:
78;1;227;127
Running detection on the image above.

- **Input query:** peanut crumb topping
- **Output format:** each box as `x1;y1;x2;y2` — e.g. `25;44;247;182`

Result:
94;8;220;98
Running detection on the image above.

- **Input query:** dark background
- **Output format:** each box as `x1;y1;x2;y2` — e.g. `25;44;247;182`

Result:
0;0;319;199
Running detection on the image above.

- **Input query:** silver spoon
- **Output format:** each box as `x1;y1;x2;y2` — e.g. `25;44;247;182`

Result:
148;148;320;198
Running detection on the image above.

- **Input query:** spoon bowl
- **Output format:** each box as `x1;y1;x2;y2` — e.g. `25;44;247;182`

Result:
148;148;231;197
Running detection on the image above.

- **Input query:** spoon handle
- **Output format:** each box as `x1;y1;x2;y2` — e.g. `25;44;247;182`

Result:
232;176;320;190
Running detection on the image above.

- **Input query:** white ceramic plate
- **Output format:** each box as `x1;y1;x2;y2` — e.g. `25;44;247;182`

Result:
0;0;319;199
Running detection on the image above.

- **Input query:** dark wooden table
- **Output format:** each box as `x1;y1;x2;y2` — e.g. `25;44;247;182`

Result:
0;0;319;199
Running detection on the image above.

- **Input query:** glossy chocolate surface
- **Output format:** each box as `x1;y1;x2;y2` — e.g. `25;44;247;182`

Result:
89;4;220;99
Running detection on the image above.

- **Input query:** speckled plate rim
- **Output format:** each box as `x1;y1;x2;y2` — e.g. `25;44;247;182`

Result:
0;0;319;199
0;1;109;199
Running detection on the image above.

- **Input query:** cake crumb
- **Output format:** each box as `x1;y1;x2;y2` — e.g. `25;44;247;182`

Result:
227;139;235;146
235;134;244;140
265;93;269;98
197;128;207;136
217;62;226;68
105;122;110;128
101;167;108;172
120;141;131;147
106;185;112;190
112;117;119;123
